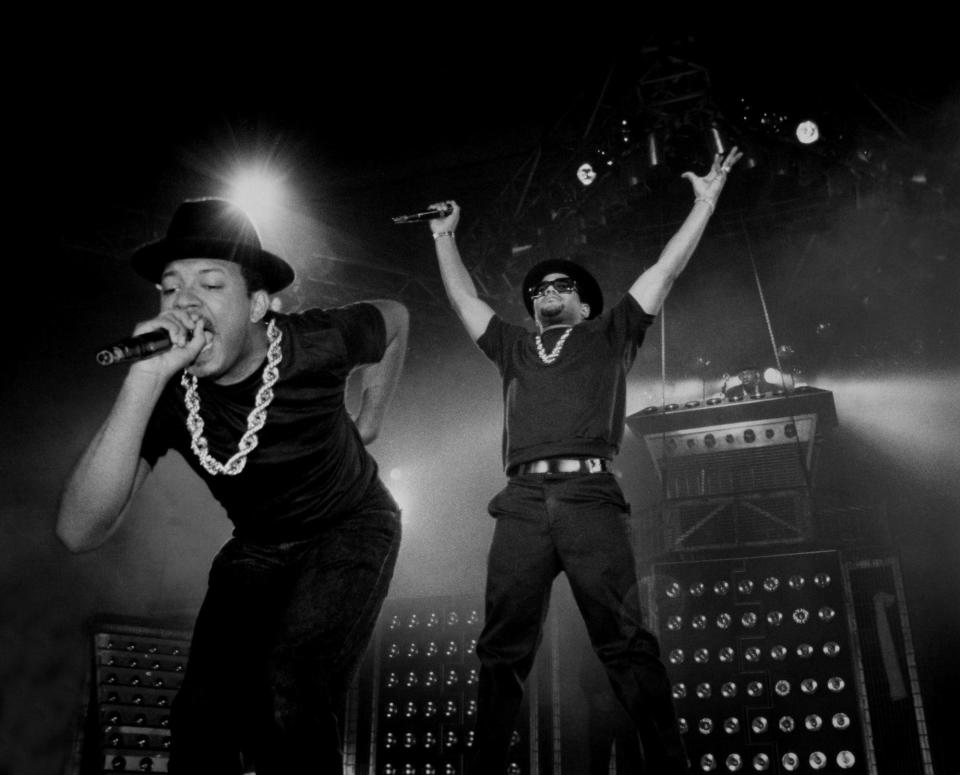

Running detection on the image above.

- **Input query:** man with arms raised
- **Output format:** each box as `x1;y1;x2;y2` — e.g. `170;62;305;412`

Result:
57;198;409;774
428;148;741;774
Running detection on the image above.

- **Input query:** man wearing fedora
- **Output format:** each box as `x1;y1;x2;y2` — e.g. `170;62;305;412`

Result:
57;198;409;773
427;147;742;774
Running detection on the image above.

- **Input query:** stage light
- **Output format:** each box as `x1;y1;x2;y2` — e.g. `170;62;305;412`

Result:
796;120;820;145
576;162;597;186
709;125;727;156
646;132;661;168
763;367;796;390
227;167;286;228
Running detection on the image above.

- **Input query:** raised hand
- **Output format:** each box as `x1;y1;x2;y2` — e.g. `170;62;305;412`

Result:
428;200;460;235
682;147;744;206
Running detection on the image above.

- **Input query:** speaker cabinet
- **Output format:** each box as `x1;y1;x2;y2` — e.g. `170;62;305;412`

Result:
353;595;548;775
653;551;867;772
69;617;191;774
651;551;934;774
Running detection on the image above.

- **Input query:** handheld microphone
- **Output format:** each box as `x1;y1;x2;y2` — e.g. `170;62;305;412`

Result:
391;203;453;224
96;330;173;366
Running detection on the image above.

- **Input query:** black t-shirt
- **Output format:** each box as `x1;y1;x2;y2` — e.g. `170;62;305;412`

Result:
477;293;655;470
141;303;397;541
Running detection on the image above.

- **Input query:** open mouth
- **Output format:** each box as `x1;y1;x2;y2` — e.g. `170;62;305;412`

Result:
191;318;216;355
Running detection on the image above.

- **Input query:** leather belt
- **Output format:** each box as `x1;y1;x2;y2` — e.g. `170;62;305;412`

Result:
507;457;611;476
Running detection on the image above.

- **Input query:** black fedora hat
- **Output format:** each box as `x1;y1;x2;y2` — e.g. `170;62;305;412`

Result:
131;198;295;293
522;258;603;319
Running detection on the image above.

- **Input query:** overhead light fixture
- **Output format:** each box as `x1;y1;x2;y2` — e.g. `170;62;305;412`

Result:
227;166;287;229
709;125;727;156
646;132;661;168
576;162;597;186
795;120;820;145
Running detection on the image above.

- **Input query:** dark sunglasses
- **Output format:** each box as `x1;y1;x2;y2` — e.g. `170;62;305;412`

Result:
528;278;579;298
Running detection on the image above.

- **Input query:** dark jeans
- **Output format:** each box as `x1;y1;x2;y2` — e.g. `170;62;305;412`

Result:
168;506;401;775
471;473;688;775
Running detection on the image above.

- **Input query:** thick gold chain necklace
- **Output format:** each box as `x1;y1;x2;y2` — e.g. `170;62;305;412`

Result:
181;318;282;476
535;326;573;365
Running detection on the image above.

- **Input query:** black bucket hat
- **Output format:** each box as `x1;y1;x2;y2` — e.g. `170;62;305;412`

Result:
130;198;295;293
522;258;603;319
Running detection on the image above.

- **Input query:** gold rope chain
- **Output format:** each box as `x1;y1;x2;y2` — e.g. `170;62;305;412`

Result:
181;318;283;476
534;326;573;365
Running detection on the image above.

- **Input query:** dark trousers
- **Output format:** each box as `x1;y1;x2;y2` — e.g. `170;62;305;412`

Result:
471;473;688;775
168;506;401;775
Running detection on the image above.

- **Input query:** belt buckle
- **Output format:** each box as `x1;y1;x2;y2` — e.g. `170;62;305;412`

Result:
586;458;603;473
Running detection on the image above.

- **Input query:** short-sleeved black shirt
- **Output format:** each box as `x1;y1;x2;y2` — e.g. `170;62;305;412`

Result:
141;303;397;541
477;294;655;470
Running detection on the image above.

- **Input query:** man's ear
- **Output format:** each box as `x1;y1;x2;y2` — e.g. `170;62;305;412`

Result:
250;290;270;323
581;303;591;319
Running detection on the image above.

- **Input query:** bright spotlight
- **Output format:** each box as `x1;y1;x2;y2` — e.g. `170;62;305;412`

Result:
709;125;727;156
795;120;820;145
227;168;286;228
576;162;597;186
763;367;796;390
646;132;661;168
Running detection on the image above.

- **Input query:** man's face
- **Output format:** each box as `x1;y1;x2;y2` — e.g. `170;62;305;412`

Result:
531;272;588;327
159;258;265;383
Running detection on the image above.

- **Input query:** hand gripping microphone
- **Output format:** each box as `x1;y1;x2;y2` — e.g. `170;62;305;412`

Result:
391;202;453;224
96;330;173;366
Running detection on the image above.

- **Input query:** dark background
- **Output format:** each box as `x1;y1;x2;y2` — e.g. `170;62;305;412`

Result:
3;22;958;774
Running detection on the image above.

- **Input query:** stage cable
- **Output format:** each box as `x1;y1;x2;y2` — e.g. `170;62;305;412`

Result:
740;217;813;490
741;219;784;375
